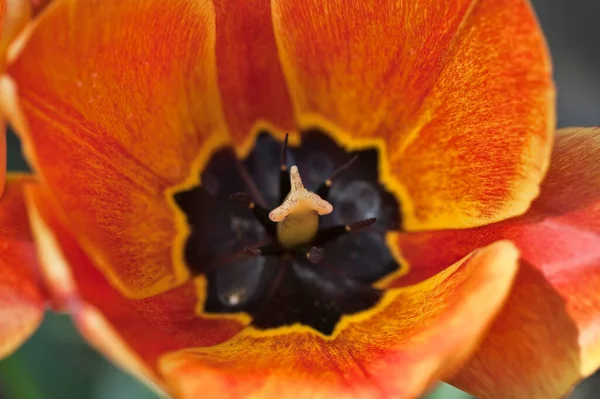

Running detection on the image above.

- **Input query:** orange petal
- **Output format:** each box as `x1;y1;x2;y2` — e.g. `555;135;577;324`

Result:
272;0;554;230
158;241;518;399
26;182;245;392
0;175;45;359
213;0;295;153
393;127;600;399
8;0;230;298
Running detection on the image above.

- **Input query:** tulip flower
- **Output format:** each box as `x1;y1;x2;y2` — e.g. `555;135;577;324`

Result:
2;0;599;398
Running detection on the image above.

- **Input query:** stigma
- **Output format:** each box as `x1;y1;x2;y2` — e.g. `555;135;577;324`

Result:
269;165;333;248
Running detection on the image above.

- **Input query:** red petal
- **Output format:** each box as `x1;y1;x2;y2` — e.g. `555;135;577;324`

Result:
9;0;230;298
393;127;600;398
0;175;45;358
159;241;518;399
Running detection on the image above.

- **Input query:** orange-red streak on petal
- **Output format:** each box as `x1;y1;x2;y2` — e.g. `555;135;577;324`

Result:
28;0;51;16
393;127;600;398
272;0;553;230
159;241;518;399
213;0;295;153
0;175;45;359
8;0;230;298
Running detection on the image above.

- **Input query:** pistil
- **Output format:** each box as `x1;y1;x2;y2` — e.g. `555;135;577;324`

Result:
269;165;333;248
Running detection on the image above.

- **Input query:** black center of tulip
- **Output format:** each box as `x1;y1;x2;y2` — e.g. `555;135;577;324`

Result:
174;130;402;335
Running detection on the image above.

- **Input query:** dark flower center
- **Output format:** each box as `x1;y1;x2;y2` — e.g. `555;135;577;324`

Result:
174;130;402;335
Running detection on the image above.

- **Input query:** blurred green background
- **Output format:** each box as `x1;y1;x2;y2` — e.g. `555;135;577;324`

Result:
2;0;600;398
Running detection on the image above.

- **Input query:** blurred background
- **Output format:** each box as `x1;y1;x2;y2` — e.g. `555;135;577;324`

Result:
2;0;600;398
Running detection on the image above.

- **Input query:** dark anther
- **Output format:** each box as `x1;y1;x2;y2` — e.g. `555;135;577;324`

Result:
315;155;359;200
347;217;377;231
230;192;276;236
230;192;252;205
243;242;285;257
313;217;377;246
243;246;262;256
279;133;291;204
306;247;325;264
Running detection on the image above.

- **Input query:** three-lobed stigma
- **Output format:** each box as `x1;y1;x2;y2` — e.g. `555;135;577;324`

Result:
269;165;333;249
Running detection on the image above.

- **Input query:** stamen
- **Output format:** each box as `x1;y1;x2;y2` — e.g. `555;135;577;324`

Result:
230;192;276;236
280;133;289;169
243;246;262;256
329;155;359;182
243;242;285;257
279;133;291;204
230;192;253;206
316;155;359;199
346;217;377;231
313;217;377;246
306;247;325;264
